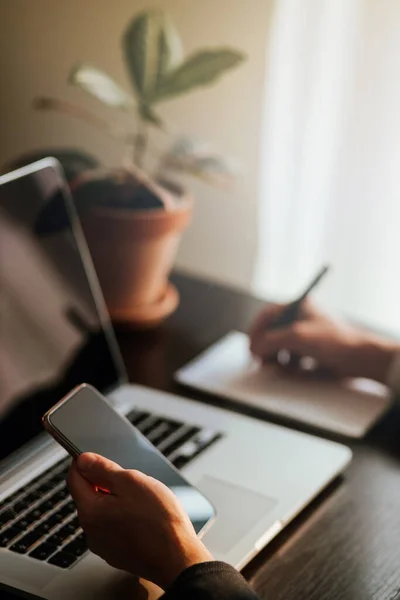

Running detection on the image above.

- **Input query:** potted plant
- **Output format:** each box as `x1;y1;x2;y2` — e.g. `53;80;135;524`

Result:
33;9;246;328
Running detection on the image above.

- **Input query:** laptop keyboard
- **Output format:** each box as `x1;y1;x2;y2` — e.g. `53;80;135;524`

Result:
127;409;222;470
0;409;222;569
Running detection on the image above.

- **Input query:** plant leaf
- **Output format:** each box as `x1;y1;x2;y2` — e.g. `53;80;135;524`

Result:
34;97;129;141
69;64;134;109
150;48;246;103
156;14;184;87
123;10;183;101
138;104;164;127
166;136;204;158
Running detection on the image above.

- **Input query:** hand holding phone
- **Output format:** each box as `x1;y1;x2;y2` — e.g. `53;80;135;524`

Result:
67;452;214;588
43;384;215;535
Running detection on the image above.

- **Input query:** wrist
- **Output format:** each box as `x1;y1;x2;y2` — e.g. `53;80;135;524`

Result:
355;335;399;384
157;538;213;590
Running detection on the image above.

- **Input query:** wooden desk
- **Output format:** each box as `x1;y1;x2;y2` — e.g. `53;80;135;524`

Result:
116;272;400;600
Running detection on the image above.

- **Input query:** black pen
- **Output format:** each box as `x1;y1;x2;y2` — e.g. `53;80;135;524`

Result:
267;265;330;331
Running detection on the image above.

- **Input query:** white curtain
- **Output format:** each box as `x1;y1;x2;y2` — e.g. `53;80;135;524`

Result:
253;0;400;336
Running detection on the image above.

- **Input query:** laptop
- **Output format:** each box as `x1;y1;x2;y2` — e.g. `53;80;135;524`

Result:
0;158;352;600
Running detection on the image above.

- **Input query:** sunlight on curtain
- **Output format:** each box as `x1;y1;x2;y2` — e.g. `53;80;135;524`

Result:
253;0;400;335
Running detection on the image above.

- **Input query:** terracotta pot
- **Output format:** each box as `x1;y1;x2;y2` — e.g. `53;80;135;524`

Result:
81;188;193;328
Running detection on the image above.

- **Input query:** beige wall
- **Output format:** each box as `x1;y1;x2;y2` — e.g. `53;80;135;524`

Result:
0;0;272;290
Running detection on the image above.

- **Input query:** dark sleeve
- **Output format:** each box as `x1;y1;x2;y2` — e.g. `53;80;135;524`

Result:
162;561;260;600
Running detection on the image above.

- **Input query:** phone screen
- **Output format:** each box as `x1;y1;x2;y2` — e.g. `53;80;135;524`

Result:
47;385;215;534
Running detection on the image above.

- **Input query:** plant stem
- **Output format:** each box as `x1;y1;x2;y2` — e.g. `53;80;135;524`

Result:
133;117;148;169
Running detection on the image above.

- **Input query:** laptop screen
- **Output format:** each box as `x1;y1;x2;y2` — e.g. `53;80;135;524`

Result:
0;160;123;461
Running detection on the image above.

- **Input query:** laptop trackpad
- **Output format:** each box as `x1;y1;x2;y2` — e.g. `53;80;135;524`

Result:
198;476;277;555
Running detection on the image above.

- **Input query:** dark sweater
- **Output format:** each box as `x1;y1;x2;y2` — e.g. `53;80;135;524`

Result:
163;562;259;599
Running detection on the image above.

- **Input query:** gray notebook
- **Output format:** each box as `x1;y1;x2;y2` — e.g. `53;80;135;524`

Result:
175;331;391;438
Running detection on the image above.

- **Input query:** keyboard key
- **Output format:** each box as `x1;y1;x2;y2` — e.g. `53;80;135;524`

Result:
69;516;80;528
59;520;77;535
51;489;70;504
51;471;68;484
30;503;51;521
125;410;223;466
63;538;87;557
27;461;66;496
173;440;199;460
10;529;43;554
47;527;72;546
171;432;222;469
13;513;37;530
126;410;150;426
61;500;75;514
53;507;73;522
63;520;79;535
50;510;66;524
35;481;54;494
13;500;29;513
148;423;180;447
162;419;184;431
172;455;191;469
51;509;68;524
0;509;14;528
139;418;163;437
34;516;60;535
24;492;41;504
196;429;221;446
36;499;56;513
59;463;71;473
48;551;77;568
0;527;21;547
30;542;58;561
161;427;200;457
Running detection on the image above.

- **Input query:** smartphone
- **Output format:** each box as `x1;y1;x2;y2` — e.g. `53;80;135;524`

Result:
43;383;215;535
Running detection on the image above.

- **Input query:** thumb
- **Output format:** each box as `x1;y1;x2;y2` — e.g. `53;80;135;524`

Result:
76;453;124;494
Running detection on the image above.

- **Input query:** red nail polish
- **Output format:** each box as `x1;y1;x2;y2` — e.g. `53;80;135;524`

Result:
94;486;110;494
